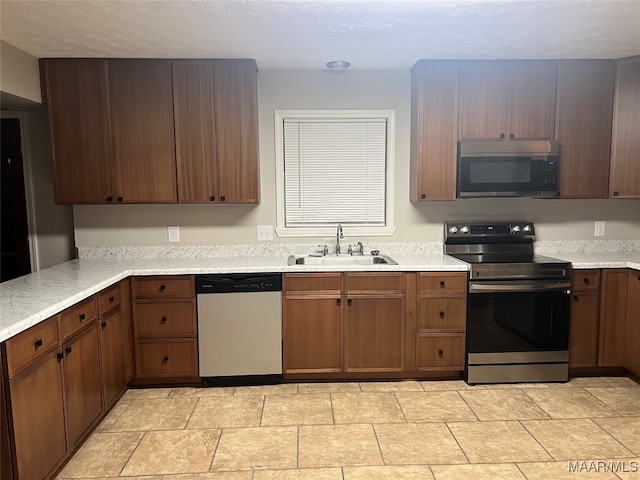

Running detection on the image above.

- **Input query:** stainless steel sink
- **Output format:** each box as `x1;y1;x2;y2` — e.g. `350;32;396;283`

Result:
287;254;398;266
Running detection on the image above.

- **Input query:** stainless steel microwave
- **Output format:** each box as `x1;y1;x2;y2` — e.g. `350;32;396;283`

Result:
457;140;560;198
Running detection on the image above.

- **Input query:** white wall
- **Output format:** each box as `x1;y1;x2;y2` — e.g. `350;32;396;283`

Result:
0;41;42;104
71;69;640;247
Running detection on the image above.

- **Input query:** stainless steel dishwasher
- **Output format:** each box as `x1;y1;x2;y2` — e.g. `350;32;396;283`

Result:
196;273;283;386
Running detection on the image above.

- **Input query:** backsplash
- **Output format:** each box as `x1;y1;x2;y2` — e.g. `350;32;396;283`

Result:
77;240;639;259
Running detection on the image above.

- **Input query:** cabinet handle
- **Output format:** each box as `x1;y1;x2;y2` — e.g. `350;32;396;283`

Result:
438;349;444;357
34;339;43;349
336;298;341;305
161;316;168;323
499;133;505;139
440;281;445;288
583;278;590;284
573;295;579;301
102;321;107;328
613;191;619;197
347;299;352;306
439;311;445;318
509;133;515;139
79;313;86;321
421;193;426;200
65;346;72;355
117;196;123;202
162;356;169;362
106;196;113;202
57;352;64;361
220;195;226;202
209;195;216;201
109;296;115;303
159;284;166;291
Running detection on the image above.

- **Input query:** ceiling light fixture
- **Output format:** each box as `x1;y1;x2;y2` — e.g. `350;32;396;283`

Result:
326;60;351;70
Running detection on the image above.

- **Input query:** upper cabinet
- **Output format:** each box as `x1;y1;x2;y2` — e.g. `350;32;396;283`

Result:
609;57;640;198
173;59;259;203
42;60;113;204
554;60;615;199
458;60;557;141
42;58;259;205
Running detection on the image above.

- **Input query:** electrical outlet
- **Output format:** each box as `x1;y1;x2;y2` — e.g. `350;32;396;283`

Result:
167;225;180;243
257;225;273;241
594;221;606;237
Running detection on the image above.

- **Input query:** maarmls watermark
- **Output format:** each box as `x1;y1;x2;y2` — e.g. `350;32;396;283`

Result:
568;460;638;473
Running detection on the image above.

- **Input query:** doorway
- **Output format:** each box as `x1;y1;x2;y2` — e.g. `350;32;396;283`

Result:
1;118;31;281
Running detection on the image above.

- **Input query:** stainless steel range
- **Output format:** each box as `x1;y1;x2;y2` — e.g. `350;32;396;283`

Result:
444;222;572;384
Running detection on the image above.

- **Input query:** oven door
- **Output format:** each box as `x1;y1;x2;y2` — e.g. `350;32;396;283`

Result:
467;280;571;355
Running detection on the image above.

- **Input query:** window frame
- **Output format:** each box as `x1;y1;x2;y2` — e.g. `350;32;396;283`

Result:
274;109;396;238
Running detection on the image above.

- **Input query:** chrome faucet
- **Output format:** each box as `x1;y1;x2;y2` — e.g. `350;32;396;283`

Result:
336;224;343;255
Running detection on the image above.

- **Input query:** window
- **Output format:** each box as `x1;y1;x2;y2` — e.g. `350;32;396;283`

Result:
275;110;395;237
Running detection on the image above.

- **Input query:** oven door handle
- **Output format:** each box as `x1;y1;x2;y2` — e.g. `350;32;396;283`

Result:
469;280;571;293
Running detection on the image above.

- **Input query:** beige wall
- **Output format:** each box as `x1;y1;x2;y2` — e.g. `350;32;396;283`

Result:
73;69;640;247
0;41;42;104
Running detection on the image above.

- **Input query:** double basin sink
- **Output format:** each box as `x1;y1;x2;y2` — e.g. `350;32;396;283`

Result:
287;253;398;266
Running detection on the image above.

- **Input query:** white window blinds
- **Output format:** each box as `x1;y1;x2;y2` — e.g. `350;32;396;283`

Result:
283;118;387;227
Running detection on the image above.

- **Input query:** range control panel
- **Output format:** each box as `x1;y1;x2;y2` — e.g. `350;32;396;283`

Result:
444;222;535;238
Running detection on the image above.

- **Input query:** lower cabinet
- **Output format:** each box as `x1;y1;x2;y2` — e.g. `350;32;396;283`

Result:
568;270;601;368
598;269;629;367
625;271;640;375
416;334;465;371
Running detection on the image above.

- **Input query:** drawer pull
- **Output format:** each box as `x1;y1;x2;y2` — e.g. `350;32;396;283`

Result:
220;195;226;202
109;296;115;303
347;298;352;306
161;316;168;323
57;352;64;361
440;281;445;287
159;284;166;291
65;346;72;355
34;339;43;349
573;295;579;301
209;195;215;201
438;349;444;357
162;356;169;362
102;321;107;328
336;298;341;305
439;311;445;318
117;196;124;202
583;278;590;284
79;313;86;321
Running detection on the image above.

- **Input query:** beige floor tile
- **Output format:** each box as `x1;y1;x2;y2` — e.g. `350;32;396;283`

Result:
106;397;197;431
58;477;161;480
56;431;143;478
375;423;468;465
431;463;526;480
331;392;406;424
612;458;640;479
459;389;550;421
298;382;361;393
298;424;383;468
234;383;299;395
253;468;343;479
261;393;333;426
420;380;486;391
169;386;236;397
211;426;298;471
568;376;640;389
523;387;618;419
95;398;132;432
359;381;424;392
122;429;220;476
161;473;252;480
122;387;171;399
594;417;640;455
585;388;640;416
343;465;434;479
521;418;634;461
396;391;477;422
186;395;264;428
484;382;551;389
517;460;626;479
448;420;552;463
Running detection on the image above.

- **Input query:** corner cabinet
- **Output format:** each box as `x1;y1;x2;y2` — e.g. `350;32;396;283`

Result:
172;59;260;204
609;57;640;198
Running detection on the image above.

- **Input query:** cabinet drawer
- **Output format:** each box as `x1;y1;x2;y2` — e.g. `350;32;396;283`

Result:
416;296;466;331
98;284;121;315
283;273;342;294
416;334;465;371
4;316;60;378
135;339;198;377
133;300;196;337
417;273;467;293
132;276;195;298
345;273;405;294
59;297;98;340
572;270;600;291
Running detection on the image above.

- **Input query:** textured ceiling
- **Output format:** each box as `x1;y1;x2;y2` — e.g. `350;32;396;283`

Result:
1;0;639;69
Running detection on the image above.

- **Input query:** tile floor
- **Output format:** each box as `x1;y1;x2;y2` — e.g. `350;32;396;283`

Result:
56;377;640;479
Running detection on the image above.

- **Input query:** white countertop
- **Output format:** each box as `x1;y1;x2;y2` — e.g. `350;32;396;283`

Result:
1;251;639;343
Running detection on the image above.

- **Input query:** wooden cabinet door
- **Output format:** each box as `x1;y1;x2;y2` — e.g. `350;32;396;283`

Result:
120;279;136;383
609;58;640;198
63;322;103;448
0;356;12;480
283;296;343;374
624;271;640;375
459;61;509;140
108;60;177;203
598;269;629;366
42;59;112;204
344;295;405;372
410;60;458;201
508;60;557;140
555;60;615;198
173;61;219;203
100;309;126;408
212;59;260;203
568;291;599;368
8;350;67;480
